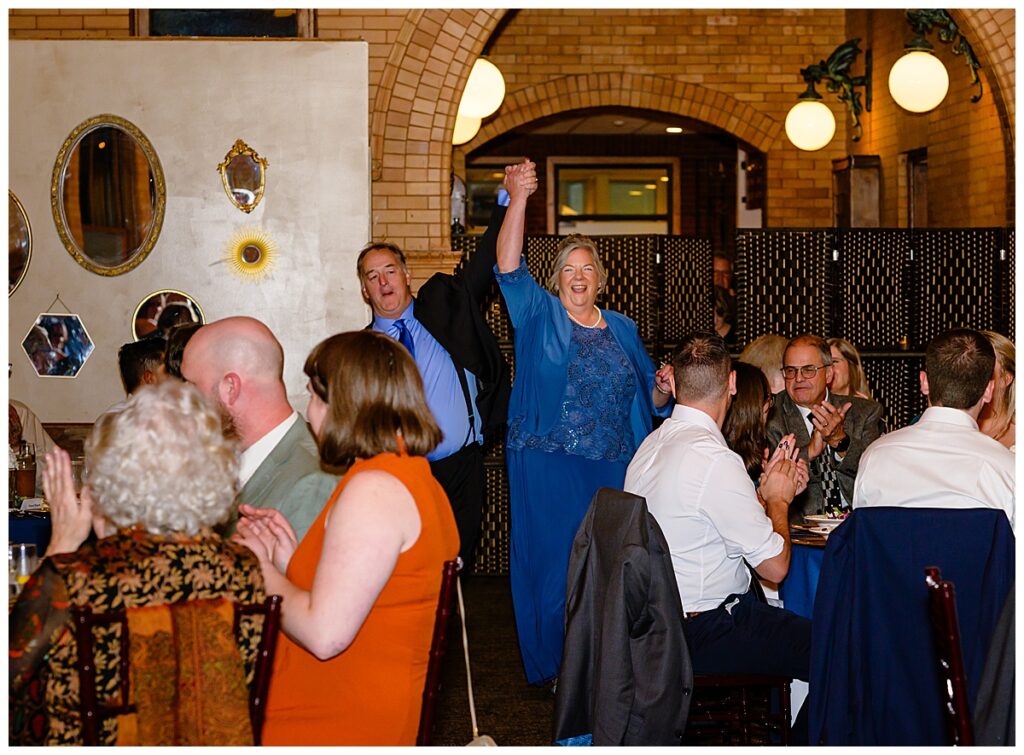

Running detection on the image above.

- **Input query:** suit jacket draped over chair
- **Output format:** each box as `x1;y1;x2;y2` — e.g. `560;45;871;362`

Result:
553;488;693;746
808;507;1014;745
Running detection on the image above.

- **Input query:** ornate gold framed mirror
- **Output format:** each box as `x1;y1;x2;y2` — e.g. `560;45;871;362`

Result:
218;139;269;213
131;289;205;341
51;114;166;276
9;191;31;296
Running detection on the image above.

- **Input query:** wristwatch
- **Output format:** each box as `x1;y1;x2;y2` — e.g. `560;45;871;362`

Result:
832;433;851;454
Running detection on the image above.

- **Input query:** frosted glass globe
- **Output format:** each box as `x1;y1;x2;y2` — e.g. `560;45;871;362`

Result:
785;99;837;152
889;50;949;113
452;114;482;146
457;59;506;119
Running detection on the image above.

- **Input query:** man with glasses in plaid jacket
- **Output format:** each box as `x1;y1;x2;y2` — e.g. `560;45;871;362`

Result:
766;334;885;521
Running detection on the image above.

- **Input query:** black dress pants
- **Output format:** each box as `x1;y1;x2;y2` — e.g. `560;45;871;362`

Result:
429;443;485;573
683;590;812;744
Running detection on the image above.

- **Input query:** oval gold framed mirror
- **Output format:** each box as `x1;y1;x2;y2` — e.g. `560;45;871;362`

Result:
218;139;269;213
51;114;166;276
9;191;31;296
131;289;205;341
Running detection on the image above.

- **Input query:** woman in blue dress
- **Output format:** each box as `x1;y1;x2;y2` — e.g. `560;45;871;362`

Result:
495;160;673;685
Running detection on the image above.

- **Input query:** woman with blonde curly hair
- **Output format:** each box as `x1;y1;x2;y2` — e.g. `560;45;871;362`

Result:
979;330;1015;451
9;381;267;746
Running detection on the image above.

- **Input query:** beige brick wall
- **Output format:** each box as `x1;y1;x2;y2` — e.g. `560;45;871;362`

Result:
11;7;1014;249
9;8;132;38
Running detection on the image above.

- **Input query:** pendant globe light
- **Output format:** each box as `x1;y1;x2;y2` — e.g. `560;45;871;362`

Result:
888;10;983;114
784;39;872;152
452;114;482;146
785;84;837;152
889;48;949;112
457;58;506;119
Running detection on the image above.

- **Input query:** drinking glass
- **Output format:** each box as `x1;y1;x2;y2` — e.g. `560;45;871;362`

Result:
9;543;38;598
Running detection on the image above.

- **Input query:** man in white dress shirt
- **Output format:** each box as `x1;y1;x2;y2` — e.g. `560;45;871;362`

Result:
181;317;337;540
625;330;812;740
853;328;1015;529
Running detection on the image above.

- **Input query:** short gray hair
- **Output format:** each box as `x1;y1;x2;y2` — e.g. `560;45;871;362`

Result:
786;334;833;367
85;381;239;536
546;234;608;295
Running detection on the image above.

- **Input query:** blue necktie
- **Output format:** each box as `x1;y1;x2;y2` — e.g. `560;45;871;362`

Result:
393;319;416;359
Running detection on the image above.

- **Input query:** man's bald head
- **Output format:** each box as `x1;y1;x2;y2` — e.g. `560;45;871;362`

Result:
180;317;292;448
183;317;284;387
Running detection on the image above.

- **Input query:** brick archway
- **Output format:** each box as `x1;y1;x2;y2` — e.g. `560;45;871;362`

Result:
948;9;1015;220
370;8;505;252
462;73;782;156
950;9;1014;145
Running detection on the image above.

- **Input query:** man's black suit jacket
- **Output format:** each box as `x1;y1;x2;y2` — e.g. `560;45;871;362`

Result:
766;390;885;521
553;488;693;745
408;205;510;439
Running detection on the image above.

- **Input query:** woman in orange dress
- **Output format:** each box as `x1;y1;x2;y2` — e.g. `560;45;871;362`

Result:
234;330;459;745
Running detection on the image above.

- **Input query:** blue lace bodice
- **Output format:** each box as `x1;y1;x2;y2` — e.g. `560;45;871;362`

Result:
508;322;637;462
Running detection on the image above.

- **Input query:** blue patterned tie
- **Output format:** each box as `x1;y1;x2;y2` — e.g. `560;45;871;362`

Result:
393;319;416;359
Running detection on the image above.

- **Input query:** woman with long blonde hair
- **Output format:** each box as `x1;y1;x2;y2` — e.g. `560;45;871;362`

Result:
979;330;1015;451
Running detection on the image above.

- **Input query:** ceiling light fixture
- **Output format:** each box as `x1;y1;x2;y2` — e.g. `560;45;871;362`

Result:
453;58;506;146
457;59;506;119
888;9;982;113
665;126;683;134
785;38;872;152
452;115;482;146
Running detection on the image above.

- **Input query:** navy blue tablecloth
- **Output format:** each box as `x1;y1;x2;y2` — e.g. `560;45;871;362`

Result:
779;542;825;619
9;512;51;551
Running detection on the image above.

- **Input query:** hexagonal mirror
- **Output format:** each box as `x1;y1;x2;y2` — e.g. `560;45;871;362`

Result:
22;313;95;378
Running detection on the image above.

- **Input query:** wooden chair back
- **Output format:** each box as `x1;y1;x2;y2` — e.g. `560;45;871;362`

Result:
72;594;282;746
924;566;975;746
416;558;462;746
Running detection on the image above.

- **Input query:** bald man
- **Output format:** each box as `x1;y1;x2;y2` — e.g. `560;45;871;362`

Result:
180;316;337;539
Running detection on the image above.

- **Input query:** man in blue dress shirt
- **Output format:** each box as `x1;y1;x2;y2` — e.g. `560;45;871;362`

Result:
356;210;509;571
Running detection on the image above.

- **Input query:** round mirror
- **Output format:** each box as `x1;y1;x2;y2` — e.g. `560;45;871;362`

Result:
218;139;269;214
132;289;205;341
51;115;165;276
9;191;31;296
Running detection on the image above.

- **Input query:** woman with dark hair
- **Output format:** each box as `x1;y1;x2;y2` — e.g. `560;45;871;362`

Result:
163;321;202;379
725;361;809;490
714;284;737;346
234;330;459;745
724;361;773;479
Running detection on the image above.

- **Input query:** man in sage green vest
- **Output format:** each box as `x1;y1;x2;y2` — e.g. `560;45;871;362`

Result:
181;316;337;540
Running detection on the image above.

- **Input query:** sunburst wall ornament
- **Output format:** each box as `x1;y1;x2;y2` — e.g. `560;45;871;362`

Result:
224;226;278;282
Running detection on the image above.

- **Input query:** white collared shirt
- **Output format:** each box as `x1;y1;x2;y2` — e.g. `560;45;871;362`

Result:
238;412;299;487
853;406;1015;529
625;404;783;613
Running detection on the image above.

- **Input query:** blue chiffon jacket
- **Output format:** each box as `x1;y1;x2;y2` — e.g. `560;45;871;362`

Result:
495;258;668;452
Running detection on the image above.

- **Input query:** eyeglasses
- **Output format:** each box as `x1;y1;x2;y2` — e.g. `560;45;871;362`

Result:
781;364;828;380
